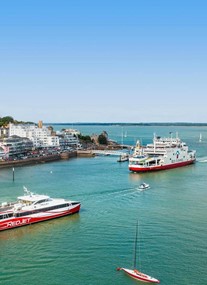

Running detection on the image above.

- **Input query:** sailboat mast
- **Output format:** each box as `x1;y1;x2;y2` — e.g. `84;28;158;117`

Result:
121;127;124;149
133;221;138;268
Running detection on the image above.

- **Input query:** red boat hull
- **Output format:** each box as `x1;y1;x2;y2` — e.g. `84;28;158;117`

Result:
0;204;80;231
129;159;195;173
118;268;160;283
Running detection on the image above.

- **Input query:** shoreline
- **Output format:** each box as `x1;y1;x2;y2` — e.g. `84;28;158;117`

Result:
0;143;128;169
0;151;77;169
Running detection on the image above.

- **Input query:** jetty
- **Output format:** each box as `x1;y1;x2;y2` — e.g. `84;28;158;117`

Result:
92;150;126;156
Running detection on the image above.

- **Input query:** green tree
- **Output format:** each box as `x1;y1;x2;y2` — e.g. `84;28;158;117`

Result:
78;134;92;143
0;116;14;127
98;134;108;145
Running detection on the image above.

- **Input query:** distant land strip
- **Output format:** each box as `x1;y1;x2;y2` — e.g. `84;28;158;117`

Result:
45;122;207;126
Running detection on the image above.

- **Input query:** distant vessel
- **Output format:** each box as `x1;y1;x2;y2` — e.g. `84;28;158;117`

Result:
117;153;129;162
0;187;81;231
117;221;160;283
129;133;196;173
199;133;202;142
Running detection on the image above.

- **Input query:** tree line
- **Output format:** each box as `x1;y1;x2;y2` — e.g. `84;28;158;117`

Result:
0;116;33;127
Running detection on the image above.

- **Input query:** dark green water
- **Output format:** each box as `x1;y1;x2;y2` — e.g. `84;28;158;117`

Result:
0;126;206;285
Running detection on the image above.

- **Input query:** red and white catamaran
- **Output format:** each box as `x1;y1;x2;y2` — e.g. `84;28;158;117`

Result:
0;186;81;231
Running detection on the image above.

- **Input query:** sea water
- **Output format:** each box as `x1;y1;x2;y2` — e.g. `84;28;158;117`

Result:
0;125;207;285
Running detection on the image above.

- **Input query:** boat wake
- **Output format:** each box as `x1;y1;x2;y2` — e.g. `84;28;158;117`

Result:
137;187;149;192
81;187;138;204
197;156;207;163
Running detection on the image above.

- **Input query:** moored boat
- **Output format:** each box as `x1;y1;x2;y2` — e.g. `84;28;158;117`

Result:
129;133;196;173
117;153;129;162
0;187;81;231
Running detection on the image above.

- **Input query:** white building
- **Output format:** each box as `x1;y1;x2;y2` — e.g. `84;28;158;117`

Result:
8;123;81;149
9;123;59;147
46;136;60;147
0;137;33;159
63;128;80;136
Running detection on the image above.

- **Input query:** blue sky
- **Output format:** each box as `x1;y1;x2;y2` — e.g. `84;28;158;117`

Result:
0;0;207;123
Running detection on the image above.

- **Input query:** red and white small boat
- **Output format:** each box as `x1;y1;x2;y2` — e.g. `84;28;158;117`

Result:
117;268;160;283
0;186;81;231
117;221;160;283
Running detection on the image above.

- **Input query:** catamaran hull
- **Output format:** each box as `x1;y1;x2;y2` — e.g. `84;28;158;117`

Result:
119;268;160;283
0;204;80;231
129;159;195;173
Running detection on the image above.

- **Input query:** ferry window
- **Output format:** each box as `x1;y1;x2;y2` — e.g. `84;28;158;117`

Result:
20;212;24;217
34;199;48;204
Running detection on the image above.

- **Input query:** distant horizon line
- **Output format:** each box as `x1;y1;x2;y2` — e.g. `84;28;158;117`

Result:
44;122;207;126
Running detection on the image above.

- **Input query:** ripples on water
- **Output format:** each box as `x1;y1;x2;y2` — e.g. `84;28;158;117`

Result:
0;126;207;285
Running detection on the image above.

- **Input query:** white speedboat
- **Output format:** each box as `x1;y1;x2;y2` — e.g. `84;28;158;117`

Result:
138;182;150;190
0;186;81;231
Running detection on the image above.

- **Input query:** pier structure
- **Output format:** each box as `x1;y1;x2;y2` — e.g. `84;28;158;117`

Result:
91;150;128;156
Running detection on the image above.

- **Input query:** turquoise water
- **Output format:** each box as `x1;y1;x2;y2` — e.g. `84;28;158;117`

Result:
0;126;207;285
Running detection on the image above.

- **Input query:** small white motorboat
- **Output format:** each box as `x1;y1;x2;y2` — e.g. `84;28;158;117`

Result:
117;153;129;162
138;182;150;190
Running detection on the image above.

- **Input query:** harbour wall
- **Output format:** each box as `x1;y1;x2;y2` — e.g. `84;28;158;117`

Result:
0;147;126;169
0;151;77;169
76;150;95;157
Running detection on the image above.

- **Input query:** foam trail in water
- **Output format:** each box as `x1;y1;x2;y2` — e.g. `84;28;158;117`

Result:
197;156;207;162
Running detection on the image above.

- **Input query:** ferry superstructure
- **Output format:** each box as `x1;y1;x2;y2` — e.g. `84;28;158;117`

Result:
0;187;81;231
129;133;196;173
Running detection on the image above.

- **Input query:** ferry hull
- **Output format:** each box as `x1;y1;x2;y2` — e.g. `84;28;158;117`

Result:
129;159;195;173
0;204;80;231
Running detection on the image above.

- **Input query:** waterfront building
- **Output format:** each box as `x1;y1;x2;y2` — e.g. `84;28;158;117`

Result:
9;123;81;149
45;136;60;147
0;145;7;159
0;136;33;159
9;123;52;144
63;128;80;136
9;123;58;147
58;134;81;149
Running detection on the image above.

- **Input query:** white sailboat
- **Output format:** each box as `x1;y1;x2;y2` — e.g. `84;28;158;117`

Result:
199;133;202;142
117;221;160;283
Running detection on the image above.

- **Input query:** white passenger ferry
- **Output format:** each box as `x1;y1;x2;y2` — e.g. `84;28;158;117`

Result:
129;133;196;173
